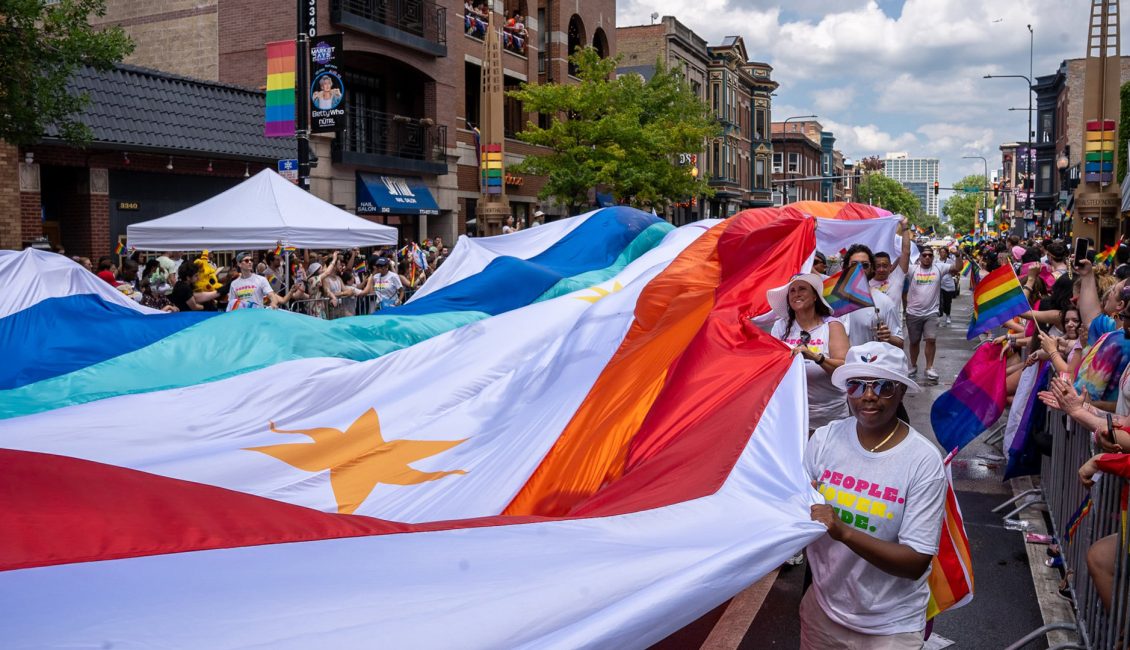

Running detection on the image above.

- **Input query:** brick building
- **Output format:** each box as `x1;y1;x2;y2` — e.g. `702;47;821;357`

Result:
617;16;710;224
771;120;824;204
0;65;290;257
84;0;616;244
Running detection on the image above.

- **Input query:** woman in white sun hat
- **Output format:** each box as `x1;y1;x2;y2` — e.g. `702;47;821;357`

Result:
800;341;946;649
769;273;849;431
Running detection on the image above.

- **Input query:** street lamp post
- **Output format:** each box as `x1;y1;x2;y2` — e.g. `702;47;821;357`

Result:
962;155;989;234
780;114;818;204
984;24;1035;235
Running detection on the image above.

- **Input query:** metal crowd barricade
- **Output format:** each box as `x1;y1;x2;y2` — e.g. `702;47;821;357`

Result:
285;298;334;320
1005;408;1130;649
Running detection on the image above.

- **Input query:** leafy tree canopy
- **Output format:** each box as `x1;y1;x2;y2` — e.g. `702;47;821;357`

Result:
0;0;134;146
509;47;721;213
941;175;990;235
855;173;924;222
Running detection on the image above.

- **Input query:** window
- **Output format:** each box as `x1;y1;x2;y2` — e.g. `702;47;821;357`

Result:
823;157;830;174
754;109;765;141
1040;112;1053;143
712;142;720;177
755;157;765;189
772;152;783;173
788;152;798;173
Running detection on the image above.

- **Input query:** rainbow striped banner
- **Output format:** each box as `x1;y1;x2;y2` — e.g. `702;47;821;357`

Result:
113;241;125;256
966;263;1030;340
481;144;503;195
265;40;296;137
821;262;873;317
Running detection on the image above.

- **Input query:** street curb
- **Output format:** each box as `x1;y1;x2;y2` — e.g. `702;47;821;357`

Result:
1011;475;1081;648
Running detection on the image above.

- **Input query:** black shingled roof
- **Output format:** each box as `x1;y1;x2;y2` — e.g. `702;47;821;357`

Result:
45;63;296;161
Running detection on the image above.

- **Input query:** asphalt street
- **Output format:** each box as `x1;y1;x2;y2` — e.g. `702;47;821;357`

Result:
740;284;1048;649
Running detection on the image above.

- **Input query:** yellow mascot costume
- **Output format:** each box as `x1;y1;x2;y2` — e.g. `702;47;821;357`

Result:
192;250;222;292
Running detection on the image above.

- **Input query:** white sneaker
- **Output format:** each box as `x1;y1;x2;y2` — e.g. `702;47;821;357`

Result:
908;367;918;379
925;368;940;382
945;316;952;326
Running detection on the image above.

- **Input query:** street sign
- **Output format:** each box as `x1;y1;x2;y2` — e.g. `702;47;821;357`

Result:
962;187;980;194
278;158;299;183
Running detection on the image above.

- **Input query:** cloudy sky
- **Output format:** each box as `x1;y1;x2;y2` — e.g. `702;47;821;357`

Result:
617;0;1095;190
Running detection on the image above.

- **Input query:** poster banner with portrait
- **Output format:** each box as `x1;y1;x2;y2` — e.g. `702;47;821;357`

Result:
309;34;345;133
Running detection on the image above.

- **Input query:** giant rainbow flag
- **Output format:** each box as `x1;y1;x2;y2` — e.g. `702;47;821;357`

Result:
0;204;969;646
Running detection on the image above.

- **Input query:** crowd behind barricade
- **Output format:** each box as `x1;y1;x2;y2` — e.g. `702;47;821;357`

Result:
75;238;451;318
463;2;528;54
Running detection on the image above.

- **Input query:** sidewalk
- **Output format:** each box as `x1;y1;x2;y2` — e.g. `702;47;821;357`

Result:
739;287;1050;648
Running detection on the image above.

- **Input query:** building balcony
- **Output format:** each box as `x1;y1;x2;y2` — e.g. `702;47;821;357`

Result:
332;0;447;57
464;15;529;56
333;108;448;175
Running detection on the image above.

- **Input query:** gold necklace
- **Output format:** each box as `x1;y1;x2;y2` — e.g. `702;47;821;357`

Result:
867;420;902;453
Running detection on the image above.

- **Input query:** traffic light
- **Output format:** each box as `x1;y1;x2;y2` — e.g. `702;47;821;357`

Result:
992;182;999;198
933;181;939;196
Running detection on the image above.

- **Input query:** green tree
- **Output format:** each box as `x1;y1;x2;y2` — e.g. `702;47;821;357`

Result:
855;174;924;221
942;175;988;235
509;47;721;213
0;0;134;146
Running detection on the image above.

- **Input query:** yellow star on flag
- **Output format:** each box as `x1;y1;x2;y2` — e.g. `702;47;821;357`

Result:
575;280;623;304
247;408;467;514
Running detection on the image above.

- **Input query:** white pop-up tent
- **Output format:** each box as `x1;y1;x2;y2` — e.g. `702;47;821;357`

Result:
127;169;397;250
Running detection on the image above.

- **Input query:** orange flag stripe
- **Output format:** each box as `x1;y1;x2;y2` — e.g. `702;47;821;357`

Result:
503;225;727;516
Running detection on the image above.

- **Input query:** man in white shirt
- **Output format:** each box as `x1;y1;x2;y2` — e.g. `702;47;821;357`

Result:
870;220;912;314
905;246;962;382
227;251;280;311
840;244;904;350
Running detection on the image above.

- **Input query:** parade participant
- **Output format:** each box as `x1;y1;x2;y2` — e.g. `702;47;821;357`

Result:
905;245;962;382
841;244;903;349
502;216;517;234
371;257;404;309
769;273;849;430
871;221;912;314
803;341;946;649
937;247;957;327
812;251;828;277
228;251;280;311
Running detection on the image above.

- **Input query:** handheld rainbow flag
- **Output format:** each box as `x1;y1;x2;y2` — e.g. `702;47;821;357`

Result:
113;241;125;256
353;260;367;274
273;243;283;256
1095;237;1123;266
1063;493;1093;545
926;447;975;619
822;262;874;317
265;40;296;137
966;263;1030;340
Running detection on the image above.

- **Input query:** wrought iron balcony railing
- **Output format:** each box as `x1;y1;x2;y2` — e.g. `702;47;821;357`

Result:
337;107;446;166
333;0;446;50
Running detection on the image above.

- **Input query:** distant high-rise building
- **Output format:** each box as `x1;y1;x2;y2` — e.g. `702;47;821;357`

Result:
880;153;940;218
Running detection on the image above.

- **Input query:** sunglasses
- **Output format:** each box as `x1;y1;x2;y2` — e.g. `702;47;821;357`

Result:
845;378;899;399
798;331;812;346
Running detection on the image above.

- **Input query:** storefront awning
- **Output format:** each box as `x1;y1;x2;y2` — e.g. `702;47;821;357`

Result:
356;173;440;216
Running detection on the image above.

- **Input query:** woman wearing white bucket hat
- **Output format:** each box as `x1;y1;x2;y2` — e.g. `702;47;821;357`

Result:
769;273;849;430
800;341;946;649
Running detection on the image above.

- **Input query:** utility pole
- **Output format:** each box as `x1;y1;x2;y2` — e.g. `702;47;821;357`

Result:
295;0;316;192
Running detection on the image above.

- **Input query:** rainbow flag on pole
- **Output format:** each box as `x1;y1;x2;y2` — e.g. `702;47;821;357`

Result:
265;40;296;137
966;264;1030;340
113;240;125;256
822;262;874;317
926;448;975;619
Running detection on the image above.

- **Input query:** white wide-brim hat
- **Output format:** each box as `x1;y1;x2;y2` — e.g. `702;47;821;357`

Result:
767;273;833;320
831;341;922;395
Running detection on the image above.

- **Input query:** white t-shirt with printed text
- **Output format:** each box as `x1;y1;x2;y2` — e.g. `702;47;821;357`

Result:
227;274;274;311
804;417;947;635
905;261;953;318
870;266;906;314
771;318;849;429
